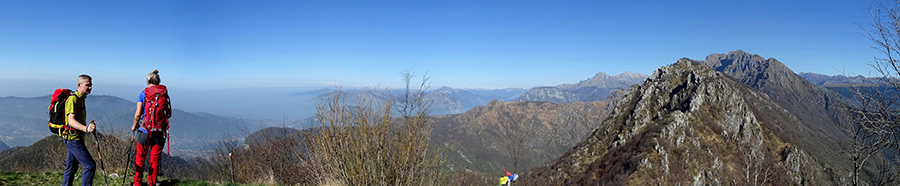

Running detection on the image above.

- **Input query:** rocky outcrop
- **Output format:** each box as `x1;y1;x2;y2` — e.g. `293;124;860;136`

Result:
520;59;835;185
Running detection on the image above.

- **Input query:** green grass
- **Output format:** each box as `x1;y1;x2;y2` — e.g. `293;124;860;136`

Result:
0;171;264;186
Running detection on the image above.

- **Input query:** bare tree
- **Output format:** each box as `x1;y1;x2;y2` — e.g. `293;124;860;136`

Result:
870;154;900;186
498;107;528;173
854;1;900;185
396;68;432;120
862;0;900;152
739;140;784;186
840;87;892;186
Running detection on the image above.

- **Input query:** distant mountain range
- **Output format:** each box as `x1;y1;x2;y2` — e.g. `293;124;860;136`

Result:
0;140;8;152
515;72;648;103
312;87;527;115
427;87;528;114
798;72;883;86
798;72;900;106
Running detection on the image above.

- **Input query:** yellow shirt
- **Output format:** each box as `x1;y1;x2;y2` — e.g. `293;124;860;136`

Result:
63;91;86;140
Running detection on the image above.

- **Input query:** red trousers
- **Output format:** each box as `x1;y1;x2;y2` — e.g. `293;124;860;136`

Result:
134;132;165;186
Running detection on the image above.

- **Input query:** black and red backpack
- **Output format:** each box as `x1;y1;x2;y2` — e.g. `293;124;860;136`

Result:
48;88;79;134
142;85;170;132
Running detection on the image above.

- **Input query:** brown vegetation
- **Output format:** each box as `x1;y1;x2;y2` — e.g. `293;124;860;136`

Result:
303;71;446;186
431;99;618;176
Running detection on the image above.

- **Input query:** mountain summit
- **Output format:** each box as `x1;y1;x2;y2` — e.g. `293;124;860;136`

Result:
520;59;835;185
701;50;849;169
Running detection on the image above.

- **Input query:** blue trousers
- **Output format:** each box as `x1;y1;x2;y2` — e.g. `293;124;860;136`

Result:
63;139;95;186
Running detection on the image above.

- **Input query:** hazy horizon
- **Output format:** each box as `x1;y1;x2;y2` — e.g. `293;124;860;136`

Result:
0;68;866;121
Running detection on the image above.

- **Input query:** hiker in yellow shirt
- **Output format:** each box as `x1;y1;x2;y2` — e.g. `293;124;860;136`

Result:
62;74;97;186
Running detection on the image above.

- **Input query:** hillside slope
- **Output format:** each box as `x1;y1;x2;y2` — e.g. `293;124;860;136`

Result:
520;59;837;185
432;90;623;174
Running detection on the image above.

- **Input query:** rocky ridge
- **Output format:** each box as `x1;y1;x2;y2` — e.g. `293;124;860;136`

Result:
520;59;834;185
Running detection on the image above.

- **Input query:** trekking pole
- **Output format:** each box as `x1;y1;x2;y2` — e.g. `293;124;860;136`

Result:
121;131;134;186
229;152;234;183
161;130;168;179
90;120;110;186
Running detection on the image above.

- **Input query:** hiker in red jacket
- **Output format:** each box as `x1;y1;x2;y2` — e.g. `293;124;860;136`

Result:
130;69;171;186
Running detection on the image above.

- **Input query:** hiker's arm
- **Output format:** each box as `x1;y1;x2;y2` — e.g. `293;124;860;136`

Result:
132;102;143;131
67;113;95;133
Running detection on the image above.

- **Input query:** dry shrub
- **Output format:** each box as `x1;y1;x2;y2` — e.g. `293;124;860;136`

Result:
201;128;314;185
90;118;309;185
737;141;787;186
305;71;446;186
444;168;493;186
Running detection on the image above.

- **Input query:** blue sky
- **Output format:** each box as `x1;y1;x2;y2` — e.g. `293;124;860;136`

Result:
0;0;884;96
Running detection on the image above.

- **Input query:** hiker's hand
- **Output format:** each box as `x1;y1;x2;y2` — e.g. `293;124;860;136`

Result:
131;124;138;132
86;123;96;133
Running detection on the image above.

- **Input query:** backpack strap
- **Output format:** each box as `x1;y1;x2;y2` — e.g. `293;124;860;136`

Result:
60;93;85;136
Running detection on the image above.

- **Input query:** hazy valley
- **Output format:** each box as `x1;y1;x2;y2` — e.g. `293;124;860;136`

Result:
1;50;897;185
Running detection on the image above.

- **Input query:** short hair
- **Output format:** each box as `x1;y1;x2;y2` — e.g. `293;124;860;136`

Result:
147;69;160;85
78;74;92;83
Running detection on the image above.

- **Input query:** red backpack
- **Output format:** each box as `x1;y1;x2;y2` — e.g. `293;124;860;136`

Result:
48;88;79;135
142;85;170;131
